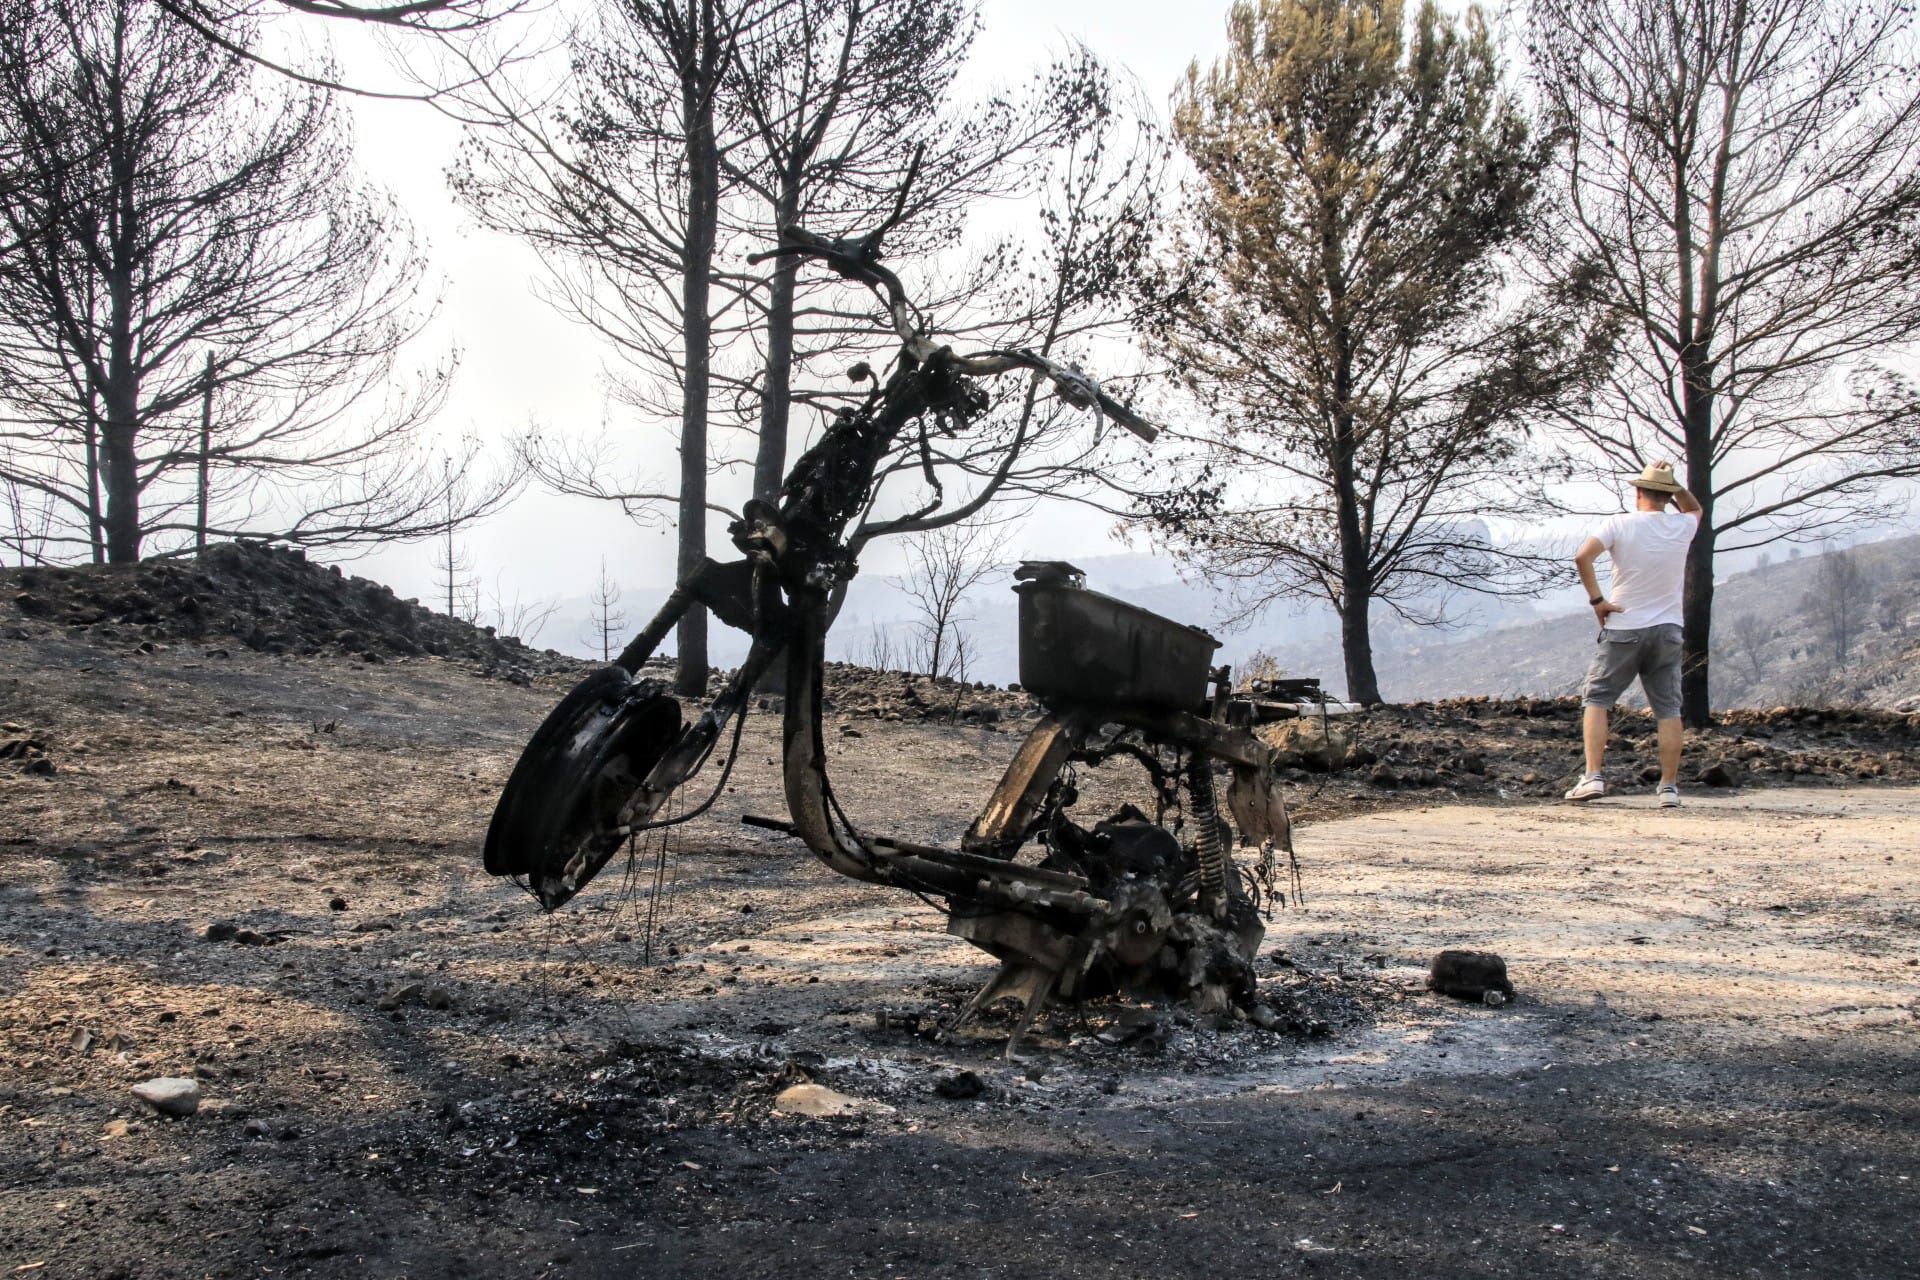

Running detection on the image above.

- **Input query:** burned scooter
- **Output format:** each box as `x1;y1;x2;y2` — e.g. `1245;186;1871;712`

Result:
483;209;1295;1055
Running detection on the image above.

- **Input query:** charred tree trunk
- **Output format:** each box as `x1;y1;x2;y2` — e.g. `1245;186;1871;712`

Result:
1331;411;1380;705
1326;260;1381;706
100;269;140;564
99;20;141;565
1680;503;1715;726
1680;347;1716;727
83;379;104;563
754;178;801;504
98;409;139;562
1336;548;1380;706
196;351;212;552
749;180;801;697
673;32;718;700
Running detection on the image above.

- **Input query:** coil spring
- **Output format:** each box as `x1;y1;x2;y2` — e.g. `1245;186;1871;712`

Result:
1187;755;1228;920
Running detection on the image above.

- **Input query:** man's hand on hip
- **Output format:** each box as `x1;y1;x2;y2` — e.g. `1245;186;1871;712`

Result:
1594;600;1624;626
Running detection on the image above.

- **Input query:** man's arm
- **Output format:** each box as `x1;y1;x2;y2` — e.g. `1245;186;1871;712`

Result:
1576;537;1624;626
1651;459;1704;519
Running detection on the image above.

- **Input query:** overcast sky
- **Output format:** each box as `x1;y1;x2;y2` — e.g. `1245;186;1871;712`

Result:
317;0;1911;631
331;0;1236;613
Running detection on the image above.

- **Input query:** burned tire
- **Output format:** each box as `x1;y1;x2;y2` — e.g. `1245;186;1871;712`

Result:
483;667;682;909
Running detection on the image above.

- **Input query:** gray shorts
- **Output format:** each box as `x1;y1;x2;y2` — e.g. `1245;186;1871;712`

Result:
1582;624;1684;720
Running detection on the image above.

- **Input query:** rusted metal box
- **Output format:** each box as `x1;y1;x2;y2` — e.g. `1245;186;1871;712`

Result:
1014;566;1219;714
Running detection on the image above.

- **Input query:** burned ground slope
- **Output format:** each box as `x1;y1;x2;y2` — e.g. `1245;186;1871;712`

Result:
1316;696;1920;817
1;541;580;679
0;596;1918;1278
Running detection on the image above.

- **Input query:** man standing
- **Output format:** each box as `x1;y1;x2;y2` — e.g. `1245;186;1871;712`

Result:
1565;461;1702;805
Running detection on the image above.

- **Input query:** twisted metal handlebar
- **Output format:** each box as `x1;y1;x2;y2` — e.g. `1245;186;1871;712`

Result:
745;228;1158;444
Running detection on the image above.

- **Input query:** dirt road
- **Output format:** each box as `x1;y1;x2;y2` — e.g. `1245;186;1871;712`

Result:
2;642;1916;1278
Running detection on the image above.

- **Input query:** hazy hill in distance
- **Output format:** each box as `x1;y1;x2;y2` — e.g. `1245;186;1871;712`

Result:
523;530;1917;710
1378;532;1920;712
538;549;1547;692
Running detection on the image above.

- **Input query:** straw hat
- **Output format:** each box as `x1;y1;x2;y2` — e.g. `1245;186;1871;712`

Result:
1626;461;1684;494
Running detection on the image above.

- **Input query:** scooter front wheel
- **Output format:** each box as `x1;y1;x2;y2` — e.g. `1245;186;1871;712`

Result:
483;667;683;909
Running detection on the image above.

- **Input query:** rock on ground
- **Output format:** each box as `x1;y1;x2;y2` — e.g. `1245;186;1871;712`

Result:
772;1082;893;1118
130;1077;200;1117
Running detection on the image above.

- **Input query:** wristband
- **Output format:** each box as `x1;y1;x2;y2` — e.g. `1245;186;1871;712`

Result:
1589;594;1605;605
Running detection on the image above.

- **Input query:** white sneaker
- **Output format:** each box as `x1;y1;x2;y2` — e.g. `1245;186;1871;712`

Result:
1657;783;1682;808
1564;774;1607;802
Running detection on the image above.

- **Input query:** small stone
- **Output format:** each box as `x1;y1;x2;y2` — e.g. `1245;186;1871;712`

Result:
204;921;238;943
933;1070;985;1100
130;1077;200;1117
376;981;423;1012
1697;760;1740;787
422;986;453;1011
773;1083;891;1118
1427;949;1515;1003
352;918;397;933
243;1118;270;1138
328;896;348;912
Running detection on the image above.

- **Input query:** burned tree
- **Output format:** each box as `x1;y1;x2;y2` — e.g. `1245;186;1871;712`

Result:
456;5;1132;692
452;0;776;697
159;0;502;35
1725;610;1768;684
434;526;481;623
722;0;1099;503
151;0;518;98
1134;0;1602;706
584;557;628;661
1529;0;1920;724
480;574;559;645
1810;547;1864;668
900;520;1008;681
830;60;1165;583
0;0;501;564
724;0;975;503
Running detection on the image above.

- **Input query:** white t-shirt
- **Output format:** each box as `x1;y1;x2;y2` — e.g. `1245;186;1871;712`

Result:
1593;510;1698;630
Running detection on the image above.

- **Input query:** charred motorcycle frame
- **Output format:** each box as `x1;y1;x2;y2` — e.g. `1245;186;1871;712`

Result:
484;200;1294;1054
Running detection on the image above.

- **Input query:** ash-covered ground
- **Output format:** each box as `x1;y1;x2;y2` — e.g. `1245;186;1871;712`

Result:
2;551;1917;1279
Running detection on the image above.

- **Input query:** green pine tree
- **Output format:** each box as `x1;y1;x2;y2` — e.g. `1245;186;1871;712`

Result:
1139;0;1605;704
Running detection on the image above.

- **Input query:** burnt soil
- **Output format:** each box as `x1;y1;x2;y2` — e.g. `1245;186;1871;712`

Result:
2;558;1917;1279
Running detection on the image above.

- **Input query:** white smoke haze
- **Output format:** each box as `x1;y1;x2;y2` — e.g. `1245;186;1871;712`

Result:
234;2;1917;686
